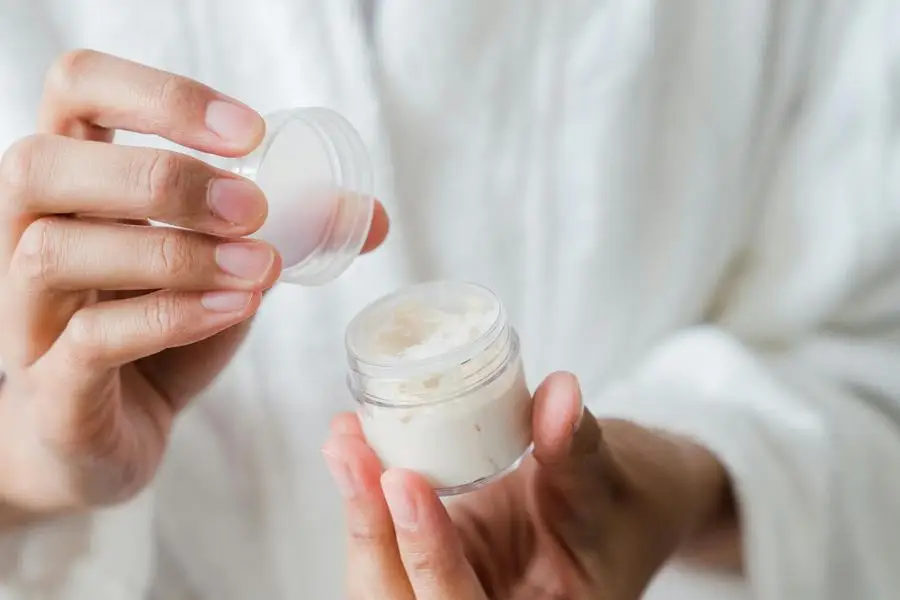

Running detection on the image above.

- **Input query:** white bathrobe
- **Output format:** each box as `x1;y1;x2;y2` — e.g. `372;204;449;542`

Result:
0;1;898;598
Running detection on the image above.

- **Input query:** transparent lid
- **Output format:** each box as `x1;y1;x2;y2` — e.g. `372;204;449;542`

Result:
231;108;375;286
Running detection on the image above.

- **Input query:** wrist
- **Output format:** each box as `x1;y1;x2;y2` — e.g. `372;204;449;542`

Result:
673;442;741;569
0;379;32;530
657;429;733;536
621;423;741;570
597;419;734;549
0;374;60;531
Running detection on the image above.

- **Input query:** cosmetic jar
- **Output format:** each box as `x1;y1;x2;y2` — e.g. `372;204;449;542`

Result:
346;281;533;496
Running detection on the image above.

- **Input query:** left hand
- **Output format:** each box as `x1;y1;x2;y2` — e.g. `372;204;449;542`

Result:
323;372;735;599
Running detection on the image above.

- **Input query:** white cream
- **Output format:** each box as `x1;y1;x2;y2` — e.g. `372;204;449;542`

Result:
345;281;533;494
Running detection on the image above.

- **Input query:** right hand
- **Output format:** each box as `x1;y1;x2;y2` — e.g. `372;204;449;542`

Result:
0;50;389;519
326;374;730;600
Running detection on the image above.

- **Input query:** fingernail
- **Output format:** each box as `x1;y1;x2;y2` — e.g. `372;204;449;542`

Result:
216;242;274;281
205;100;262;144
382;474;417;530
323;451;358;499
208;178;266;226
201;290;253;312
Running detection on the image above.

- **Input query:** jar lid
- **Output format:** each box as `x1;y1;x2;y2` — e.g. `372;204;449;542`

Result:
233;108;375;286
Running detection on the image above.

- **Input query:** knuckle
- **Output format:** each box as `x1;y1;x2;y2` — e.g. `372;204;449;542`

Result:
64;311;105;365
347;512;393;547
0;134;45;202
13;218;58;282
402;546;446;578
151;231;194;278
145;151;188;211
347;522;383;546
143;294;184;336
155;74;204;115
44;49;98;96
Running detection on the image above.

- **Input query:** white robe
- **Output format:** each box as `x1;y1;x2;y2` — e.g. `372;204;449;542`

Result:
0;1;898;598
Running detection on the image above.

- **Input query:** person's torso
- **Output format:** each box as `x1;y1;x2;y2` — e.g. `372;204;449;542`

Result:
0;1;798;597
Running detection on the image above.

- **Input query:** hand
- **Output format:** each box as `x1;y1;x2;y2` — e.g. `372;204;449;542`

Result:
0;50;389;521
324;373;733;599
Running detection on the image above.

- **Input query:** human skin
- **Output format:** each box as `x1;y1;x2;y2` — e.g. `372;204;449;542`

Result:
325;372;740;599
0;49;388;527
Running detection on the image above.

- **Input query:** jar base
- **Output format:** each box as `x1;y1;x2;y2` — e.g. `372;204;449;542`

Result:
433;442;534;498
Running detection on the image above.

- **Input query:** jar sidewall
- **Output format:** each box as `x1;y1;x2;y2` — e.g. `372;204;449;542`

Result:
356;348;533;490
347;326;522;408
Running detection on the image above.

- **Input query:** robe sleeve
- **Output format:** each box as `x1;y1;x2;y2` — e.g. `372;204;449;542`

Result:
591;3;900;598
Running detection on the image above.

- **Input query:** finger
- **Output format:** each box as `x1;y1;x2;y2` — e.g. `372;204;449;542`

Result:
7;217;279;291
530;374;632;540
531;373;629;493
531;371;586;465
329;412;365;439
0;136;267;241
382;470;488;600
361;200;389;254
39;49;264;154
322;434;414;600
39;289;260;382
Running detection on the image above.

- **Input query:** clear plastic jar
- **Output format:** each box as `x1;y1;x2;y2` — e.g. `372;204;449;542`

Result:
222;108;374;286
345;281;534;496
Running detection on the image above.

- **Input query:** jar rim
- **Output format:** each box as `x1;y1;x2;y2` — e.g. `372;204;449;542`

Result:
349;328;521;408
345;280;506;376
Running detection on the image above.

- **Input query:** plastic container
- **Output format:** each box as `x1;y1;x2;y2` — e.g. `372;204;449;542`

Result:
345;281;534;496
222;108;374;286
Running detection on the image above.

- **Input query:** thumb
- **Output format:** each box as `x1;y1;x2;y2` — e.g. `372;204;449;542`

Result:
529;375;641;596
531;372;629;493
